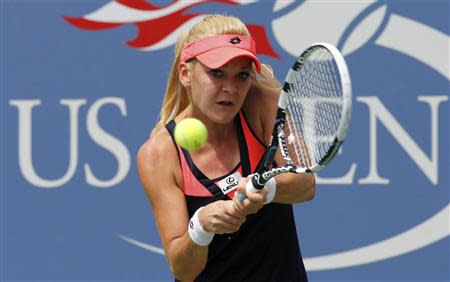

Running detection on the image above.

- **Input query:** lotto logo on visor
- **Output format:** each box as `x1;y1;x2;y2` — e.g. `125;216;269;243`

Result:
229;37;242;44
180;34;261;73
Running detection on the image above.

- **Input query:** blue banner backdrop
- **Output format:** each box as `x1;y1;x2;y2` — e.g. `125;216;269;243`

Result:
1;0;449;281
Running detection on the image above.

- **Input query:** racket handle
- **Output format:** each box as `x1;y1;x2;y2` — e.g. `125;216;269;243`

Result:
240;175;276;204
236;176;262;202
246;173;267;193
236;174;266;202
246;177;261;194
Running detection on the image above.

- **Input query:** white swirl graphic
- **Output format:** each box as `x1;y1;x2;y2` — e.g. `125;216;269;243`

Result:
85;0;257;23
85;1;204;23
304;204;450;270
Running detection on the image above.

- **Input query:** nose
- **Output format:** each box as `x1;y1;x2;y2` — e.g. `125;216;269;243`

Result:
222;77;238;94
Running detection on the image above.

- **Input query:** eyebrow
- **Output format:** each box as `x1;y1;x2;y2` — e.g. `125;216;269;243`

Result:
207;65;252;71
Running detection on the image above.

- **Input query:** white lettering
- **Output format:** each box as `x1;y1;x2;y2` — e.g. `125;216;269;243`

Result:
357;96;447;185
84;97;131;188
316;159;357;185
9;99;86;188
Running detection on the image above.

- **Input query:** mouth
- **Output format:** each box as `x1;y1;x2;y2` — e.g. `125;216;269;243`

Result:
216;101;234;107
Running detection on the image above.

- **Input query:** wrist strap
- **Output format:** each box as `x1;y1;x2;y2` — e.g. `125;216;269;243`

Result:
188;207;214;246
264;178;277;204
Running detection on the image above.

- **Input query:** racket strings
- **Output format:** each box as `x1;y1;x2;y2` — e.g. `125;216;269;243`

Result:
285;46;344;167
284;110;312;168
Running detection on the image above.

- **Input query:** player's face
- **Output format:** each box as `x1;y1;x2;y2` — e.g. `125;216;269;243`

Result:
189;57;253;124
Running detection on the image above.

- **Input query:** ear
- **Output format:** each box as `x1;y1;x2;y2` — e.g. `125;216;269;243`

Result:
179;63;191;88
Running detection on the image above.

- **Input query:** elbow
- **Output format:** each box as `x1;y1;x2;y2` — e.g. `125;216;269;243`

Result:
168;253;206;282
170;264;202;282
169;261;192;282
169;265;190;282
164;235;208;281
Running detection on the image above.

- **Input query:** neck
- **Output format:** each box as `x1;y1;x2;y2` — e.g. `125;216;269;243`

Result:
177;106;237;146
206;121;236;145
177;106;241;177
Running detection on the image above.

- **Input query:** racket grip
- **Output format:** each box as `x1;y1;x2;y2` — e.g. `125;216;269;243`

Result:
247;174;266;192
236;174;266;202
243;176;276;204
246;178;260;194
236;177;260;202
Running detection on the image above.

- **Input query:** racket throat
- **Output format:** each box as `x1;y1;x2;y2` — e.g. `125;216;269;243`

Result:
259;166;300;184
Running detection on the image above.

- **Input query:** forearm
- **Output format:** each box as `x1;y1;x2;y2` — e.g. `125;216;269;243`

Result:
272;172;316;204
167;232;208;281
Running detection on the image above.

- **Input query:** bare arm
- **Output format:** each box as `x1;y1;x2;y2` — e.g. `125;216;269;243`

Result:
137;130;245;281
137;132;206;281
272;170;316;204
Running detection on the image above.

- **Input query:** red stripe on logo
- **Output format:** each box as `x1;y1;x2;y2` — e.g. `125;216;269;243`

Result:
63;16;123;30
127;11;198;48
247;24;280;59
116;0;160;11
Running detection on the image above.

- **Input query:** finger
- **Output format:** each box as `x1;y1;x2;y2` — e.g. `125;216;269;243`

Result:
237;200;259;215
236;192;246;202
213;218;243;234
219;202;242;220
224;210;244;224
228;200;246;218
240;197;253;208
245;192;266;204
236;180;247;193
235;179;248;202
233;194;246;212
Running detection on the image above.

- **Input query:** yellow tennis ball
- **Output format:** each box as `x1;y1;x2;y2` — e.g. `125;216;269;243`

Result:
174;118;208;151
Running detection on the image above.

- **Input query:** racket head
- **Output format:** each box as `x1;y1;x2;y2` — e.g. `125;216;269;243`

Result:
278;42;352;173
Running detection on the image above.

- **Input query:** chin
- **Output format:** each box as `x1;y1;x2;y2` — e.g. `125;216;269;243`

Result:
210;111;238;125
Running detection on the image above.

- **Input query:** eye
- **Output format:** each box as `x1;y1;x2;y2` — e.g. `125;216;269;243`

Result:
237;71;251;81
209;69;223;78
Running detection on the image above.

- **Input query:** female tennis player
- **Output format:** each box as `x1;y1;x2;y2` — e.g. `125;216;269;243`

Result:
137;14;316;282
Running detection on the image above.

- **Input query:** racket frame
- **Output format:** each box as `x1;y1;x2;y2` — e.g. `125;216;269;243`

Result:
249;42;352;190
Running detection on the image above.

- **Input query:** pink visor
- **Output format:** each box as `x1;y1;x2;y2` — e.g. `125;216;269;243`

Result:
181;34;261;74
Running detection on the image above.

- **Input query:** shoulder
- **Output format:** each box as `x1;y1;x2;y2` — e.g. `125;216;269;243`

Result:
137;126;174;167
137;126;182;191
246;79;280;106
243;80;280;143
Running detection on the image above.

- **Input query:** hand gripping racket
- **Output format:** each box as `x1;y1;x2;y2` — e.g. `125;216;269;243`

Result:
247;42;352;193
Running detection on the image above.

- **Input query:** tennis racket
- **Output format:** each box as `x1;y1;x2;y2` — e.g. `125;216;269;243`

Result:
247;42;352;193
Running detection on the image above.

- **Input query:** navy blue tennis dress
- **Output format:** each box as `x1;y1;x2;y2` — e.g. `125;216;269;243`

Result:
166;112;308;282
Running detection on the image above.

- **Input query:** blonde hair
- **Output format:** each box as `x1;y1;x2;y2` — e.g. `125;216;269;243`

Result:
150;14;279;136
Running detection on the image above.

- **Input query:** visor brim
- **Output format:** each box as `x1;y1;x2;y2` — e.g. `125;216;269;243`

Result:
196;46;261;74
